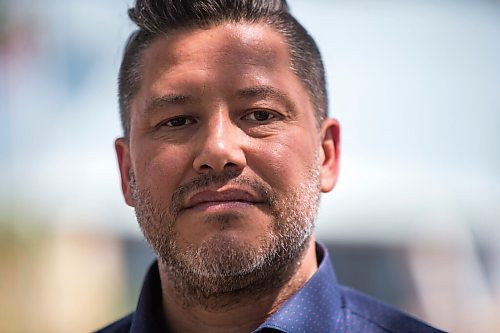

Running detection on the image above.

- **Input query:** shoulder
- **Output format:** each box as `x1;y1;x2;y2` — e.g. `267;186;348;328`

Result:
93;313;133;333
340;286;446;333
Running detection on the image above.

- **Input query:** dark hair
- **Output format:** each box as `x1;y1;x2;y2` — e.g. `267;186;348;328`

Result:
118;0;327;137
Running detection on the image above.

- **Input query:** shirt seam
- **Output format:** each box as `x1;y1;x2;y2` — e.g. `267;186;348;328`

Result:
257;323;290;332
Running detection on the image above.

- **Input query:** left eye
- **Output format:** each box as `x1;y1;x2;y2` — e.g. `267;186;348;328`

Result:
245;110;276;122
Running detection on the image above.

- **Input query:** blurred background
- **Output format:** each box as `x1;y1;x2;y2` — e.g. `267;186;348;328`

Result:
1;0;499;331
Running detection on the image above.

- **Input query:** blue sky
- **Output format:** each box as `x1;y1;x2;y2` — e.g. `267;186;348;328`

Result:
1;0;499;241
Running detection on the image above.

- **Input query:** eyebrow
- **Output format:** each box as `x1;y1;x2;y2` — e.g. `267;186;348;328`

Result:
143;86;295;115
143;93;193;115
237;86;295;113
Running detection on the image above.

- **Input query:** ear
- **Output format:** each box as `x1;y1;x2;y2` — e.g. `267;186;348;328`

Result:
115;138;135;207
319;118;340;193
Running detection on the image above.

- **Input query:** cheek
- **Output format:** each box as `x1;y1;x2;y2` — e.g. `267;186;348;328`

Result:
250;136;317;189
133;144;192;199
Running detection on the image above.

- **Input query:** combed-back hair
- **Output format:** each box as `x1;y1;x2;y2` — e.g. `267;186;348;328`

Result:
119;0;327;137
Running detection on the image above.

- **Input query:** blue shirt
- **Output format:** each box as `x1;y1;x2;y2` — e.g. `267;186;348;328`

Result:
95;243;446;333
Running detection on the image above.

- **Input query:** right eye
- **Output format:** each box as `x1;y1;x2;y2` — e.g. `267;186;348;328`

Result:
161;116;195;127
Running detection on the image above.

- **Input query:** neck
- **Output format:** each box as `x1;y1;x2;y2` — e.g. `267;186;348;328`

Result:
158;238;318;333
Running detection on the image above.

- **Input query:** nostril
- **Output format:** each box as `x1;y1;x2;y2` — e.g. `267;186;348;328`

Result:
224;162;238;168
192;134;247;173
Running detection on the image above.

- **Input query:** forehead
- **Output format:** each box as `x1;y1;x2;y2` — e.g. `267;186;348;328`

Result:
159;23;286;61
130;22;316;127
139;22;293;86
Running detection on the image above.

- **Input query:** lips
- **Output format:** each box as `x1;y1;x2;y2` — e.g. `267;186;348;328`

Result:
183;189;260;210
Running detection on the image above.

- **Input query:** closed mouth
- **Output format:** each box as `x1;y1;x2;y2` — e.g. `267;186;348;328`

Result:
183;188;261;211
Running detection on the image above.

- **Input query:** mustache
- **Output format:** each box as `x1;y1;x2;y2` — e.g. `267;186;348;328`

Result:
170;170;275;216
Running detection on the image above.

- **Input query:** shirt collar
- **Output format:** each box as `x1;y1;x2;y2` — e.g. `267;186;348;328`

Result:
253;243;342;333
130;261;167;333
130;242;342;333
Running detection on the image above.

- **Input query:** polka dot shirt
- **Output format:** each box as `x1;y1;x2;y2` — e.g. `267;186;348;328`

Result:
253;243;446;333
95;243;446;333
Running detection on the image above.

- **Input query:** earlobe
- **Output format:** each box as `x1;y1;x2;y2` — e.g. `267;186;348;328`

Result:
319;118;341;193
115;138;135;207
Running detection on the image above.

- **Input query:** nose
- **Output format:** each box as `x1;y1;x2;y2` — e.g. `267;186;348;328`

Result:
193;112;247;173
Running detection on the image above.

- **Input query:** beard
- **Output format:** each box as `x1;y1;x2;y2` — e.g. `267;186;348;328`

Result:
130;160;321;307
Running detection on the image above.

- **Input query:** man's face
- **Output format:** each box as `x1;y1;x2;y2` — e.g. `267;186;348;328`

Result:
116;23;340;297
